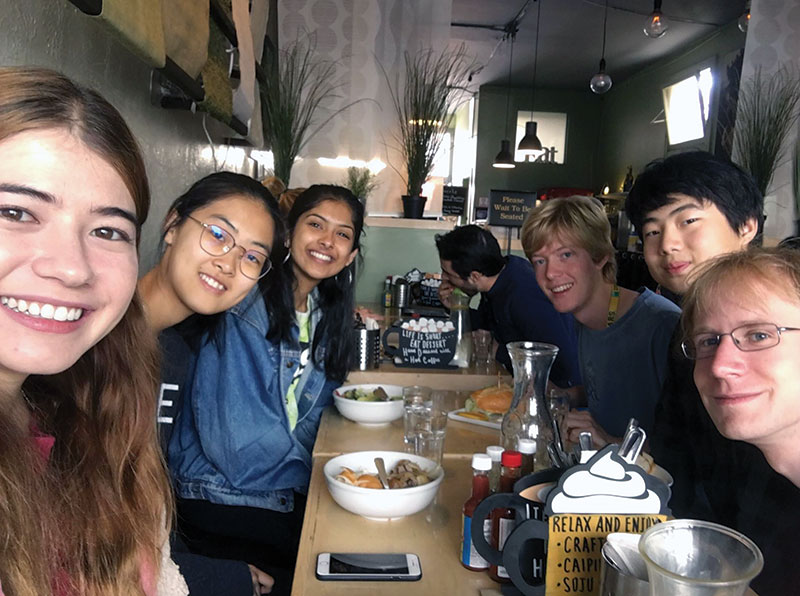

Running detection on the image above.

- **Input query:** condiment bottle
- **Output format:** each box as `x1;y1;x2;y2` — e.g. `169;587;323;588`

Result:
518;438;535;477
489;450;522;583
485;445;503;494
460;453;492;571
383;276;393;307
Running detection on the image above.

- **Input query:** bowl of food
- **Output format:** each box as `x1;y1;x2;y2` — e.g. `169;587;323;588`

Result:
333;384;404;426
324;450;444;520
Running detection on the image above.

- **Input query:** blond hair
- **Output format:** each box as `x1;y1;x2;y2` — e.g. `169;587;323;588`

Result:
682;247;800;340
0;67;170;596
521;196;617;283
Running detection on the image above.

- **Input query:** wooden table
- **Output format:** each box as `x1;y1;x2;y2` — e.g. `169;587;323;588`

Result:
292;369;506;595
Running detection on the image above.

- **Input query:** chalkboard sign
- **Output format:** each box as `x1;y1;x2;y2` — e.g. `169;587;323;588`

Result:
488;189;537;227
442;186;467;216
382;325;457;369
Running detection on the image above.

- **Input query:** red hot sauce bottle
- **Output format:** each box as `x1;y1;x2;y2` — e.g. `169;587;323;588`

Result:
461;453;492;571
489;450;522;583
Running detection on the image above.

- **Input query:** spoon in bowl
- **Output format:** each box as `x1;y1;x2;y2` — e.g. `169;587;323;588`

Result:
374;457;390;489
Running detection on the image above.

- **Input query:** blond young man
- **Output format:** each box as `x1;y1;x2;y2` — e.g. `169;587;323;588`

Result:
521;196;680;447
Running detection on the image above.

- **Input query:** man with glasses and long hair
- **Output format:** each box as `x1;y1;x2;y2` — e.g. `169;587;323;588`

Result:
680;248;800;596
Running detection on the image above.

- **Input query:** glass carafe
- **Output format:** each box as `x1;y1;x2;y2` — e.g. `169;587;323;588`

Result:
448;292;472;368
500;341;559;471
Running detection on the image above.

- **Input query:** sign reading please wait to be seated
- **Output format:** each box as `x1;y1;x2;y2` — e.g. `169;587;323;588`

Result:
488;189;538;227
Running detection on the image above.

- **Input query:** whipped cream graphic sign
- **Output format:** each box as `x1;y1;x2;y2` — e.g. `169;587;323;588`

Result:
542;446;671;595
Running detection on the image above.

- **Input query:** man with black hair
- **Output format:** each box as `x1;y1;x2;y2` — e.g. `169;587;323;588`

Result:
435;224;581;388
624;151;794;595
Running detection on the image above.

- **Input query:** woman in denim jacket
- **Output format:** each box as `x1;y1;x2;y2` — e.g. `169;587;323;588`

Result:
168;185;364;595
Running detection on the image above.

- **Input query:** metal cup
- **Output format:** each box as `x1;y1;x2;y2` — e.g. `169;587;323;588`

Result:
352;328;380;370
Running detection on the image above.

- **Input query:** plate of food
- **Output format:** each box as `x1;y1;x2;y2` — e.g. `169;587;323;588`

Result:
333;384;404;426
448;383;513;429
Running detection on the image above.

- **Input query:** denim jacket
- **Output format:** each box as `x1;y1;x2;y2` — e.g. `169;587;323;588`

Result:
168;288;339;512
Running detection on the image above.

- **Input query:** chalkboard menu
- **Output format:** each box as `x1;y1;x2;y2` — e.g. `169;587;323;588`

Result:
442;186;468;216
382;325;457;369
488;189;537;227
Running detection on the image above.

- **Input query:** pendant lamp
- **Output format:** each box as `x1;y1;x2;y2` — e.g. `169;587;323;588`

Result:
518;0;545;159
644;0;669;38
493;34;516;169
738;1;750;32
590;0;612;94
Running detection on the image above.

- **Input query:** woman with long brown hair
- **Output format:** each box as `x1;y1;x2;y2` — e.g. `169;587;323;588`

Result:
0;67;184;595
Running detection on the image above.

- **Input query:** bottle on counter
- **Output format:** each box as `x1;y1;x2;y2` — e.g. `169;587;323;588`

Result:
518;438;535;477
460;453;492;571
485;445;503;494
489;450;522;583
383;276;393;307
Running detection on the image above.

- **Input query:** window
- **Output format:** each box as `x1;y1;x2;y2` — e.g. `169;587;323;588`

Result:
513;111;567;164
663;67;713;146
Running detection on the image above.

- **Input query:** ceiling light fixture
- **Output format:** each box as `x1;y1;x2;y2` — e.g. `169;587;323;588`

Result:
738;1;750;32
493;32;516;169
590;0;613;95
518;0;545;159
644;0;669;38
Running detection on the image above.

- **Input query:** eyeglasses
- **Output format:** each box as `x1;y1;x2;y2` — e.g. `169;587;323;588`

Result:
681;323;800;360
186;215;271;280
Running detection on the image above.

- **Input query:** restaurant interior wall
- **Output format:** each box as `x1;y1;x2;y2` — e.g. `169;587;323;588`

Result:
0;0;255;272
595;20;746;195
474;86;603;203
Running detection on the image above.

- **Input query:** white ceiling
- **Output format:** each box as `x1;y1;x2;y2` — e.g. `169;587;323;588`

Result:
450;0;747;90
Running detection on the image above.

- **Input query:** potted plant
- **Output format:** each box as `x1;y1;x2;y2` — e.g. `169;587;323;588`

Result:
732;66;800;198
343;166;378;204
383;45;475;218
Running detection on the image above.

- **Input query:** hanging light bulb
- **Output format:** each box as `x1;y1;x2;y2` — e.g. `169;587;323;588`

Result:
518;0;545;159
493;33;517;169
644;0;668;38
590;0;613;95
493;140;516;168
738;2;750;32
590;58;613;94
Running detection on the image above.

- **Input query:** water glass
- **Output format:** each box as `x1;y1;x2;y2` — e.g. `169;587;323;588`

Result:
471;329;493;367
413;409;448;465
403;386;432;448
639;519;763;596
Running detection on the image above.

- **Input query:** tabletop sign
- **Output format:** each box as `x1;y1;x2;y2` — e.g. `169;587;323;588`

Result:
382;324;458;369
542;446;672;595
488;189;537;227
442;185;467;216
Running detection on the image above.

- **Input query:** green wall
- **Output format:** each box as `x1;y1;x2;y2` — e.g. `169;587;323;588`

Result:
595;21;746;189
475;87;603;201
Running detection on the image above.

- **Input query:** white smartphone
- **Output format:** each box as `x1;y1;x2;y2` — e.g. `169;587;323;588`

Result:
315;552;422;581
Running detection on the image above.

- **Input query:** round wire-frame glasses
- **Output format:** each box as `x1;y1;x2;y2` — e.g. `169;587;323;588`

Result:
186;215;271;280
681;323;800;360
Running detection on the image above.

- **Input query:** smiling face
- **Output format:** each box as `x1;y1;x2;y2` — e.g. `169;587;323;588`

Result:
640;194;757;295
291;199;358;286
692;282;800;451
530;233;607;322
0;128;139;385
162;195;275;316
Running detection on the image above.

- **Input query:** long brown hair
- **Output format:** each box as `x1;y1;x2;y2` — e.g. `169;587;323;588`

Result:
0;67;170;595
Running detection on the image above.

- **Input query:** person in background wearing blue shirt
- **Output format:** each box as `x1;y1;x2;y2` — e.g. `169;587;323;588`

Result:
435;224;581;388
521;196;680;446
168;185;363;596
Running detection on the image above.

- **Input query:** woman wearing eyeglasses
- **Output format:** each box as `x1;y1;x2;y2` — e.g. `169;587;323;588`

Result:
139;172;289;595
167;185;363;595
680;247;800;596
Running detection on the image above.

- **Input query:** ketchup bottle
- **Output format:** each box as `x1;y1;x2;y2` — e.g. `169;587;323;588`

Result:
461;453;492;571
489;450;521;583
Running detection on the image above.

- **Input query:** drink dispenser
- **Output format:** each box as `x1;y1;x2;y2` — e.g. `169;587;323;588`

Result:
448;292;472;368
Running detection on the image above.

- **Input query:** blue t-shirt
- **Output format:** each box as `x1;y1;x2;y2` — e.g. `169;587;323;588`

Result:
578;288;681;437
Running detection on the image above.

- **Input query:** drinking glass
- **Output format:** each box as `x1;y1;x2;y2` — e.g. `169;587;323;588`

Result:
413;408;448;465
403;386;432;449
471;329;493;368
639;519;763;596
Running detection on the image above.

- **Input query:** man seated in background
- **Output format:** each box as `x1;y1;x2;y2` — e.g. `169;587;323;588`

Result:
435;224;581;389
680;248;800;596
624;150;762;517
521;196;680;447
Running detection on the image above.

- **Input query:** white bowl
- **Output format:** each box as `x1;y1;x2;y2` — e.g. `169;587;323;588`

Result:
333;384;404;426
324;450;444;520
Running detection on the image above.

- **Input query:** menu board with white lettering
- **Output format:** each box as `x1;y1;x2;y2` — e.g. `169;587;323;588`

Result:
442;186;468;216
488;189;537;227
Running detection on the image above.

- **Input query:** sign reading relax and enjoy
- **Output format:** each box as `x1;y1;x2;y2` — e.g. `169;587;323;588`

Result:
488;189;537;227
442;186;467;216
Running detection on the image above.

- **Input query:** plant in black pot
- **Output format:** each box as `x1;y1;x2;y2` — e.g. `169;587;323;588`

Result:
383;45;475;218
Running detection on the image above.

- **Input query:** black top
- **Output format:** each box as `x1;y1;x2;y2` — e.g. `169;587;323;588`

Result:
650;327;800;596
